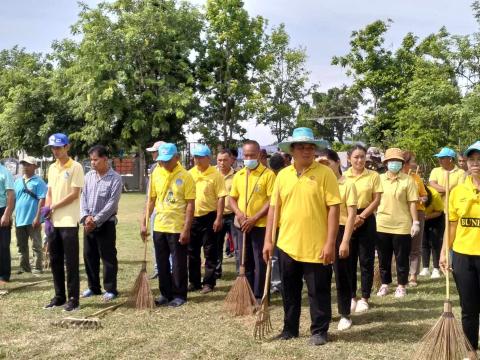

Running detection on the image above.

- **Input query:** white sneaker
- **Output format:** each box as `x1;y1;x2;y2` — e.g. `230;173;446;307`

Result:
350;298;357;313
394;286;407;298
377;285;388;297
355;299;369;313
431;268;441;279
337;317;352;331
419;268;430;277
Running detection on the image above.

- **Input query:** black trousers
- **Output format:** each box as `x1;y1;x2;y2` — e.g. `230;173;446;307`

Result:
0;207;11;282
422;215;444;269
452;251;480;350
333;226;352;317
83;221;118;295
376;232;411;286
49;226;80;301
279;248;332;336
349;212;376;299
189;212;217;288
154;232;188;301
215;213;234;279
237;226;266;299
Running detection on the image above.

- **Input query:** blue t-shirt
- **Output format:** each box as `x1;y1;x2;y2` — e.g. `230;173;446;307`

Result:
0;165;14;208
14;175;47;227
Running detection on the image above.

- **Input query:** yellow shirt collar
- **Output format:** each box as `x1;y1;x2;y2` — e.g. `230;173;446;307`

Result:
345;167;368;178
54;158;73;170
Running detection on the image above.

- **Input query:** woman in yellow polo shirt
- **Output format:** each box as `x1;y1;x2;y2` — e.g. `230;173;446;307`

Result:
401;151;428;286
420;184;444;279
376;148;419;298
344;145;382;314
318;148;357;331
440;140;480;351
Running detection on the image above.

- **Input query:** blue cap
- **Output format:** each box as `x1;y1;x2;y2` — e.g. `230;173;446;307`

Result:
156;143;177;161
46;133;69;147
434;147;456;158
192;144;211;157
464;141;480;157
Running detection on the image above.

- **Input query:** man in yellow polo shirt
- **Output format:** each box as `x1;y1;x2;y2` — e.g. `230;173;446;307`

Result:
43;133;85;312
215;149;236;279
429;147;465;202
263;128;340;346
188;144;226;294
230;140;276;301
142;143;195;307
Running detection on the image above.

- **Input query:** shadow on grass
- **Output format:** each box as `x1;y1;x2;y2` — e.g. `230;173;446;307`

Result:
187;293;226;303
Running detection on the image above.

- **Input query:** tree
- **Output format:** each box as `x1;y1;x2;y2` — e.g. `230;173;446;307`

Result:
297;85;360;144
193;0;265;148
253;23;312;144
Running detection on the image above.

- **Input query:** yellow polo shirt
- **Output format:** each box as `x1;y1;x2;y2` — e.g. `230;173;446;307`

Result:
377;172;419;235
271;162;341;263
411;173;427;211
449;176;480;255
424;186;443;217
230;164;275;227
189;165;227;217
217;167;235;215
429;166;465;202
344;168;382;209
47;158;84;227
339;178;357;226
151;163;196;233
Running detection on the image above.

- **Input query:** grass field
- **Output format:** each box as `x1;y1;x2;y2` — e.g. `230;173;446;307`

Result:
0;193;472;359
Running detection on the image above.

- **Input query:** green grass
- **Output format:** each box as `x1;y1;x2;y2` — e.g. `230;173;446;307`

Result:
0;193;469;359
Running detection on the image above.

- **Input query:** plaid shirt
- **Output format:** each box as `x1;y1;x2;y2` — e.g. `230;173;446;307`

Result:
80;167;123;227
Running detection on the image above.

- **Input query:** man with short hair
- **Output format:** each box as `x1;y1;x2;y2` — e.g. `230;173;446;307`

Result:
263;127;340;346
43;133;85;311
215;149;235;279
429;147;465;201
188;144;227;294
457;153;468;172
142;143;195;307
14;156;47;275
80;145;122;302
0;161;14;285
230;140;276;301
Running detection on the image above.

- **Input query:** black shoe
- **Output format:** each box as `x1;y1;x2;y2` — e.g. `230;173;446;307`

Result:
188;283;201;292
274;331;297;341
63;298;79;312
310;333;328;346
44;297;66;310
154;295;169;307
200;285;213;294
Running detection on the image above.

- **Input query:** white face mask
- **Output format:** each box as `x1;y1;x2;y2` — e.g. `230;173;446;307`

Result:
244;159;258;169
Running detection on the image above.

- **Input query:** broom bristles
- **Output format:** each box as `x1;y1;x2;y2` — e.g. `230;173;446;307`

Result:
373;262;382;291
127;267;154;310
224;275;257;316
413;301;477;360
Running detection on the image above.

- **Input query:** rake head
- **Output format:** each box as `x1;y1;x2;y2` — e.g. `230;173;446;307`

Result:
0;289;8;297
253;298;272;340
51;317;102;330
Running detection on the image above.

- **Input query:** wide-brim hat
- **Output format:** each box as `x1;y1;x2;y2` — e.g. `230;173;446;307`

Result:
278;127;328;154
383;148;404;163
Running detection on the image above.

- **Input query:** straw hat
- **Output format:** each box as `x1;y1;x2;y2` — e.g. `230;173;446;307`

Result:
382;148;404;163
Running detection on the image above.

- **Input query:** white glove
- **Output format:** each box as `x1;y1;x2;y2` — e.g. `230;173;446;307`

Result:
411;221;420;237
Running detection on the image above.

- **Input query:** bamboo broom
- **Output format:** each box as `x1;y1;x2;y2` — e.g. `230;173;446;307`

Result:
126;175;154;310
413;170;476;360
253;187;280;339
224;169;257;316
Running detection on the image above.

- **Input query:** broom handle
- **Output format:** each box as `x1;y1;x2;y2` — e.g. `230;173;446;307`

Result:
260;186;281;302
86;301;126;318
444;170;450;300
4;279;48;291
239;170;249;275
143;171;154;263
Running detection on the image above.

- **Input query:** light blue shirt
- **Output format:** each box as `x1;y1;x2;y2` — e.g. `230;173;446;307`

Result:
0;164;14;208
14;175;47;227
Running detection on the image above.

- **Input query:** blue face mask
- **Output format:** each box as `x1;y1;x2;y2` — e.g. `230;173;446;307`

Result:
244;159;258;169
387;161;403;173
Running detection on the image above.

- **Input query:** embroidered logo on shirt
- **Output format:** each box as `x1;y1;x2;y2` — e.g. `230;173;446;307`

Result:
460;218;480;227
64;171;70;179
175;178;183;186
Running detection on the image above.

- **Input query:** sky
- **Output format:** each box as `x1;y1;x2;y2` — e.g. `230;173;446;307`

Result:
1;0;479;145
